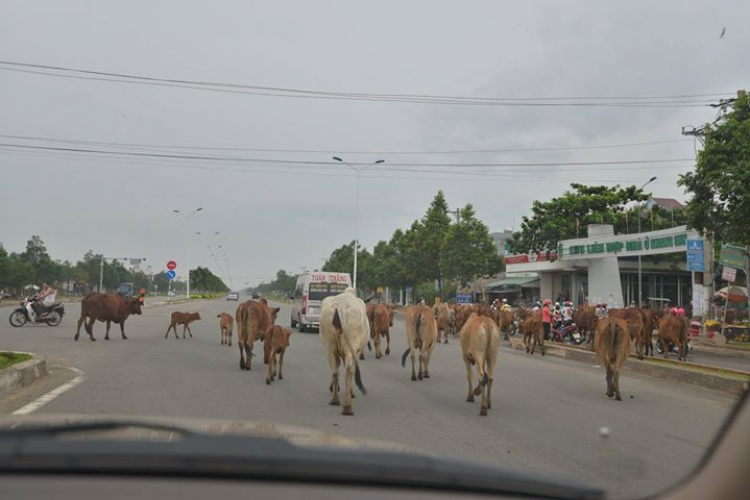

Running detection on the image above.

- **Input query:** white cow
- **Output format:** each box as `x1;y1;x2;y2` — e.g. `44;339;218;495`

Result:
319;287;369;416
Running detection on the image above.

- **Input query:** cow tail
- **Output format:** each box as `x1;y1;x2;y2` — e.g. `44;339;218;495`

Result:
401;347;410;367
367;308;375;351
414;310;423;349
334;308;367;395
610;320;618;363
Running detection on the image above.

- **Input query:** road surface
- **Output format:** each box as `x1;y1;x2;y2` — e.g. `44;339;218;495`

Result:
0;297;740;499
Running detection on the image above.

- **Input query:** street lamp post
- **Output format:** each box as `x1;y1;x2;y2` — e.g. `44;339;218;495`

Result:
637;177;657;306
332;157;385;290
173;207;203;298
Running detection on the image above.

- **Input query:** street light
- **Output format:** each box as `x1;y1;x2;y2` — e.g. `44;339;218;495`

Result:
332;156;385;290
172;207;203;298
637;177;657;306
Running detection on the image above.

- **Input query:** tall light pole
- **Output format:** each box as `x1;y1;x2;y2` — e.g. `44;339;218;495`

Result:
173;207;203;298
637;177;657;306
332;156;385;290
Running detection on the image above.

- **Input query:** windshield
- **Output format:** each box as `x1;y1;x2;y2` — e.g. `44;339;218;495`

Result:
1;2;748;499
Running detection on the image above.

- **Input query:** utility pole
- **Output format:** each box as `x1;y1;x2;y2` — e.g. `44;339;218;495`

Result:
448;208;461;223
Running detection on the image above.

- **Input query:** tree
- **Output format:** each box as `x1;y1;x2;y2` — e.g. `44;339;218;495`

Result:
414;191;452;291
441;204;503;286
188;267;229;293
322;241;355;279
508;184;650;254
679;93;750;248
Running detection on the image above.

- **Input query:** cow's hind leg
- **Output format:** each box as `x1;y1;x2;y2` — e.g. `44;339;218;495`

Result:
464;357;475;402
238;342;246;370
266;351;274;385
75;316;86;341
278;349;285;380
342;353;355;416
86;318;96;341
105;320;112;341
605;365;614;398
385;331;391;356
245;344;253;370
410;347;417;381
374;330;382;359
328;351;340;406
186;324;193;338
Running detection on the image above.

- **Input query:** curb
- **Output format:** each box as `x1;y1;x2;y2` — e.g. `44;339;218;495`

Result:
0;354;48;400
508;338;750;396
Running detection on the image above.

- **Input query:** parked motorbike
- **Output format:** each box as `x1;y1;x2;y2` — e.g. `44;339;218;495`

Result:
8;297;65;327
551;320;584;345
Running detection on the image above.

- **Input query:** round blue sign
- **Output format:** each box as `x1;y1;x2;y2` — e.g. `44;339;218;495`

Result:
166;270;176;280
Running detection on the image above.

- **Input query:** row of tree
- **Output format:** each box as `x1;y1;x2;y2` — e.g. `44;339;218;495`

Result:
321;191;503;298
0;236;227;295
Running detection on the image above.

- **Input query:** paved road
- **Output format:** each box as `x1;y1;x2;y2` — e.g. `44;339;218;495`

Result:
0;297;740;499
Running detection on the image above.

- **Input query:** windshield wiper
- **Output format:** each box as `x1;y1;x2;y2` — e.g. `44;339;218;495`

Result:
0;420;604;500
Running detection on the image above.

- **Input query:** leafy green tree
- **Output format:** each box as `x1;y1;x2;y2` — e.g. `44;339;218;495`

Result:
679;94;750;248
189;267;229;293
508;184;650;254
414;191;452;291
322;241;355;278
441;204;503;286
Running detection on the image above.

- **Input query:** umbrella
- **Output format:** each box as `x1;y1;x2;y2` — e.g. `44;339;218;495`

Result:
715;286;748;303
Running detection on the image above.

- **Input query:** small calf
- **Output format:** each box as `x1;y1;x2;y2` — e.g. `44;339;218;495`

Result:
165;312;201;339
264;325;291;385
217;312;234;346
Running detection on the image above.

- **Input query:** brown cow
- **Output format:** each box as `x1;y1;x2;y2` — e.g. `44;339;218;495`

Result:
520;309;545;355
236;300;280;371
217;312;234;346
657;315;688;361
573;308;598;345
459;313;501;416
454;304;470;333
608;308;646;359
639;308;656;357
497;309;514;341
75;292;143;341
435;302;454;344
264;325;291;385
165;311;201;339
594;317;631;401
368;303;392;358
401;305;438;381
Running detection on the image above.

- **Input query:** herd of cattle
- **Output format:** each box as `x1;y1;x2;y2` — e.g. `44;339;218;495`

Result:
72;290;690;416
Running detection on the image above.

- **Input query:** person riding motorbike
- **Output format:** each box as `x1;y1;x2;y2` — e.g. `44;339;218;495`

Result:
27;282;57;320
499;298;512;313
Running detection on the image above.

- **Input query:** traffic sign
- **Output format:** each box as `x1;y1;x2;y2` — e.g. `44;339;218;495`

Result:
166;270;176;280
167;260;177;270
456;293;472;304
722;266;736;283
719;245;747;269
686;239;705;272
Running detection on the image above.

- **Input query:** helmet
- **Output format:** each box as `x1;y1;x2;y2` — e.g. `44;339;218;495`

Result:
543;299;552;305
555;302;560;307
670;307;678;316
677;307;685;317
535;300;541;306
502;298;508;303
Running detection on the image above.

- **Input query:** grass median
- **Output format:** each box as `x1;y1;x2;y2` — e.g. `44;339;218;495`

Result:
0;352;32;370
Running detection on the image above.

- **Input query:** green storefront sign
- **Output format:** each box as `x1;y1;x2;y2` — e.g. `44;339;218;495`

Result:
720;244;748;269
558;232;689;259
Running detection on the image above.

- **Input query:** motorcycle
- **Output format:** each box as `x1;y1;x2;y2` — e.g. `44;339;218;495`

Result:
8;297;65;327
552;320;584;345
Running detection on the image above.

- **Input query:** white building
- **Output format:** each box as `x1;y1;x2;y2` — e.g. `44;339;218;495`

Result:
504;224;709;315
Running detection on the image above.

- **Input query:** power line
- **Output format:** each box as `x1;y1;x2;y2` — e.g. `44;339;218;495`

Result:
0;60;729;107
0;133;691;155
0;142;695;169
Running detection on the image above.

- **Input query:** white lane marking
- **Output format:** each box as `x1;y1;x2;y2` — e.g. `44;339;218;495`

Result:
12;367;86;416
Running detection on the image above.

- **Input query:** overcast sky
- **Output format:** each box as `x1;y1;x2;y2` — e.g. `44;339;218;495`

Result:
1;1;747;289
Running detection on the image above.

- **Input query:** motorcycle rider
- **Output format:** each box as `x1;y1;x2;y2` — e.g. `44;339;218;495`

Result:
499;298;512;313
542;299;553;340
562;301;574;327
28;282;56;320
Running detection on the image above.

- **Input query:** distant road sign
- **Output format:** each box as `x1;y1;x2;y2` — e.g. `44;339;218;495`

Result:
166;270;176;280
719;245;747;269
686;239;705;272
167;260;177;270
456;293;472;304
722;266;736;283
